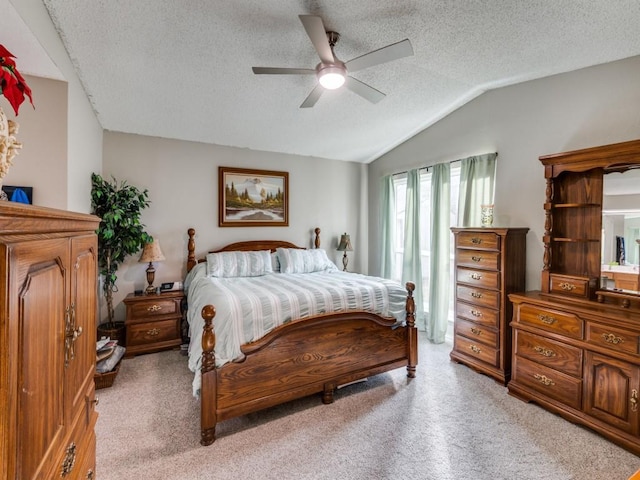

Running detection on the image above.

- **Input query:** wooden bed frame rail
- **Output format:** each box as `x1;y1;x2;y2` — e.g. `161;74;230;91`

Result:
186;227;418;446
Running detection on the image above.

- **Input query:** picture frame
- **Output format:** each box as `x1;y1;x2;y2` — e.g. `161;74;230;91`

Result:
219;166;289;227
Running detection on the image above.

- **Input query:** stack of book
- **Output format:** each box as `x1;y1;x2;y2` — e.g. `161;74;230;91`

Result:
94;337;126;389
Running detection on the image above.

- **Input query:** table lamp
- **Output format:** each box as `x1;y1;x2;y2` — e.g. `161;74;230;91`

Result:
139;239;165;294
336;233;353;272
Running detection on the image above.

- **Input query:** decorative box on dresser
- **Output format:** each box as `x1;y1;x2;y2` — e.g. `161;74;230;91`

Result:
508;139;640;456
123;290;184;357
450;227;528;385
0;202;100;479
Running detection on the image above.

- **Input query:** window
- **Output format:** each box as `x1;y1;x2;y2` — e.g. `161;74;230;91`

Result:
391;163;461;335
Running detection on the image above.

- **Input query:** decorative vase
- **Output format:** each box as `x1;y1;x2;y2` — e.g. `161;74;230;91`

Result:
0;105;22;201
481;204;494;227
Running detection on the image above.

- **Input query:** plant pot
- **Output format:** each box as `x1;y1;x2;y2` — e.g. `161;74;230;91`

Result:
97;321;126;346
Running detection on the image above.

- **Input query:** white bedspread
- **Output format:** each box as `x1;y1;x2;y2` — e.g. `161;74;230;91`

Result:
184;264;408;395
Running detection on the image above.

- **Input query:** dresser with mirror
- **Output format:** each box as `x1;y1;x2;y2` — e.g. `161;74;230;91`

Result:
509;139;640;455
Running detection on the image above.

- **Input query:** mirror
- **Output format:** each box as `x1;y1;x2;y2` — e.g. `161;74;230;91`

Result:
600;169;640;291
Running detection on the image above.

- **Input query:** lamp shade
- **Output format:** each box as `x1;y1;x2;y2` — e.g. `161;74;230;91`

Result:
139;239;165;263
336;233;353;252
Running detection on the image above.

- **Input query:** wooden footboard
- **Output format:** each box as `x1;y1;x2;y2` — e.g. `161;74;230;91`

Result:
199;282;417;446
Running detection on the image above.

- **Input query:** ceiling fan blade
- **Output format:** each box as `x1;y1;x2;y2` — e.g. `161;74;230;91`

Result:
299;15;334;65
344;77;386;104
300;84;324;108
252;67;315;75
345;39;414;72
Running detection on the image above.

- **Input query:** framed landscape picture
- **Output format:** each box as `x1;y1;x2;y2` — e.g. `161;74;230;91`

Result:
219;166;289;227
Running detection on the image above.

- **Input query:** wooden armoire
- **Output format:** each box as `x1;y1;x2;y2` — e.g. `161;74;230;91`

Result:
0;202;100;479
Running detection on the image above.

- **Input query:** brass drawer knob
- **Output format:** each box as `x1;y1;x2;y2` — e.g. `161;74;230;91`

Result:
470;273;482;280
471;237;482;244
471;255;482;262
559;282;576;291
146;328;160;336
537;314;556;325
470;309;483;317
601;333;624;345
471;291;483;299
147;304;162;312
60;442;76;477
631;389;638;413
469;345;481;354
533;373;555;386
533;345;556;358
470;327;482;335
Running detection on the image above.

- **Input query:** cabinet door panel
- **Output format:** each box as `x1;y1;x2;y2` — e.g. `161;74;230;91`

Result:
13;239;69;480
66;235;98;427
584;351;640;435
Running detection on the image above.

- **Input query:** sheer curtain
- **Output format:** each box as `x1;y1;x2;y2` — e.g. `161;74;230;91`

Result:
379;175;395;279
458;153;497;227
427;163;450;343
401;169;424;322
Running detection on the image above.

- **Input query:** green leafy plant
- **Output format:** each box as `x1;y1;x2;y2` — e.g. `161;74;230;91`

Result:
91;173;152;327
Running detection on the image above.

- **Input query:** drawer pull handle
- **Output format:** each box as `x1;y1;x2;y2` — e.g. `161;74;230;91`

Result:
470;327;482;335
471;255;482;262
471;292;483;299
471;237;482;244
631;389;638;412
60;442;76;477
147;304;162;312
87;470;95;480
470;273;482;280
469;345;481;354
537;314;556;325
533;345;556;358
559;282;576;291
470;310;483;317
601;333;624;345
533;373;555;386
146;328;160;336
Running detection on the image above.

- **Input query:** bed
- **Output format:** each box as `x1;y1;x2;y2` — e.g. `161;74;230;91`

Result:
185;227;418;445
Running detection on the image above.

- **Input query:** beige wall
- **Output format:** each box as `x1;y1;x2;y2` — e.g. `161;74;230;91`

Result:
102;132;365;323
369;55;640;291
2;75;67;208
11;0;103;213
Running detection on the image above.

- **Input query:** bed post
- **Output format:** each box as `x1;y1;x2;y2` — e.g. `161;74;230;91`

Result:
187;228;197;272
405;282;417;378
314;227;321;249
200;304;218;446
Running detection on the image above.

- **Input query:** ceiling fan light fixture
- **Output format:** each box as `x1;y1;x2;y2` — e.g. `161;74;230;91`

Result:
317;66;346;90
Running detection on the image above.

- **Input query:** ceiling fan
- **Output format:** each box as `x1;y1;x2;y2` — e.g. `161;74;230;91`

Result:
252;15;414;108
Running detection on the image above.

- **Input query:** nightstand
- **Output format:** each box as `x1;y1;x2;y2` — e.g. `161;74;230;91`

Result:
123;290;184;357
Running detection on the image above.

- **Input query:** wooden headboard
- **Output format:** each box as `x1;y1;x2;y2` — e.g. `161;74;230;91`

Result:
187;227;321;272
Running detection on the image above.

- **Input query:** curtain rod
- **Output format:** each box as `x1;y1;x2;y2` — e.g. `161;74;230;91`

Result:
391;152;498;177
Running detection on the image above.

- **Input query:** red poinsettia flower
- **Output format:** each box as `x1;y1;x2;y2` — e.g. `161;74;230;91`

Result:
0;44;34;116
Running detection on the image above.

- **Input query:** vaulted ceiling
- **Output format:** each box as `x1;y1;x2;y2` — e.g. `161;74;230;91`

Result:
7;1;640;163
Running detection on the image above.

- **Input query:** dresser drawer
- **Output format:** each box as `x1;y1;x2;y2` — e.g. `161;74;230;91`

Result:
127;318;180;347
456;267;500;290
549;274;589;297
454;334;499;367
456;285;500;310
128;297;179;319
455;317;498;347
456;301;498;328
512;355;582;410
456;231;500;250
514;330;582;377
457;249;500;271
517;304;583;340
586;322;640;357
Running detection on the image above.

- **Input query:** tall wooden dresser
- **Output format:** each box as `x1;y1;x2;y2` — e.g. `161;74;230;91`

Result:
450;227;528;384
0;202;100;479
509;139;640;456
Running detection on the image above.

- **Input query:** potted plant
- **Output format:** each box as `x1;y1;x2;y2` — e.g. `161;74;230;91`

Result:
91;173;152;341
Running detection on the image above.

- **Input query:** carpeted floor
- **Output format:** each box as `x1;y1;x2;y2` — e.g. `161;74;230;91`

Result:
95;333;640;479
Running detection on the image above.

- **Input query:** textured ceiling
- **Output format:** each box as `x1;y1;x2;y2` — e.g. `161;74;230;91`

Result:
13;1;640;162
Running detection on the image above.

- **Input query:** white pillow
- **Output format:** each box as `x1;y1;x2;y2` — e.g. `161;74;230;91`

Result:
206;250;273;277
276;248;337;274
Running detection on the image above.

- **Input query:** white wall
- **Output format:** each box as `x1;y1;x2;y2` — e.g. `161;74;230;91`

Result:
368;55;640;291
11;0;102;213
102;132;365;323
